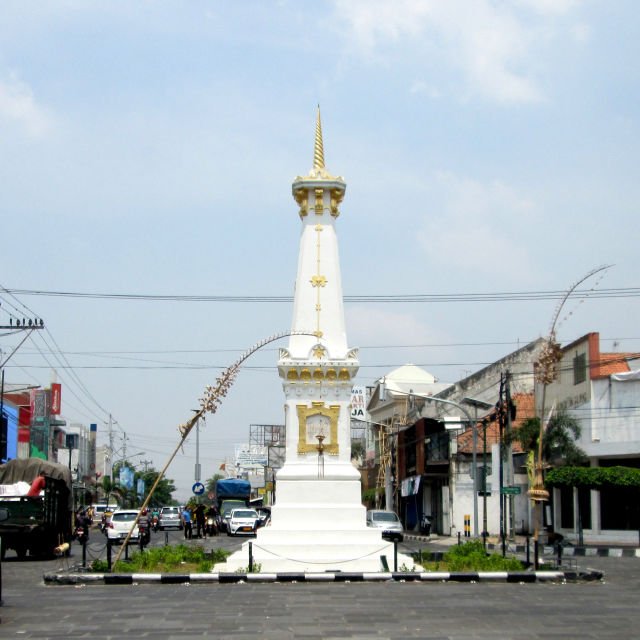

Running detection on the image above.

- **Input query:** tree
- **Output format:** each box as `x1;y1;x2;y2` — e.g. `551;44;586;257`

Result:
139;468;177;507
205;473;225;495
509;411;588;467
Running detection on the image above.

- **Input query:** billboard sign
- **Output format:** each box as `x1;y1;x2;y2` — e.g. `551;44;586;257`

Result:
50;383;62;415
350;386;366;420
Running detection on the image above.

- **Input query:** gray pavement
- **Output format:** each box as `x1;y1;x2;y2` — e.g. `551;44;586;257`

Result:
1;532;639;638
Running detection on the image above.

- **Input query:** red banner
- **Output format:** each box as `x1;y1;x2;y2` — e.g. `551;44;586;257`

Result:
50;383;62;415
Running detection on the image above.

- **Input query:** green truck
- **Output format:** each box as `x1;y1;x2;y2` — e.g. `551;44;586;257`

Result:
0;458;73;560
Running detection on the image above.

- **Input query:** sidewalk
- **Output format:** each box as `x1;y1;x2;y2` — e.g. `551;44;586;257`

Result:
404;532;640;558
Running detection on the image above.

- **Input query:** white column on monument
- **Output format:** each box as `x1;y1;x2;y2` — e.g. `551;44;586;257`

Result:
277;107;359;480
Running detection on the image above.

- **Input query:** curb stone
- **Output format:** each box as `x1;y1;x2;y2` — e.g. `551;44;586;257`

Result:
404;534;640;558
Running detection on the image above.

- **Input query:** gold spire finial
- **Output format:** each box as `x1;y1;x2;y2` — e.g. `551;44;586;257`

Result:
313;105;325;170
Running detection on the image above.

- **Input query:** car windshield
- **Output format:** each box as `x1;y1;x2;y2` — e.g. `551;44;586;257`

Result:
113;512;137;522
162;508;179;514
232;510;257;518
372;512;399;522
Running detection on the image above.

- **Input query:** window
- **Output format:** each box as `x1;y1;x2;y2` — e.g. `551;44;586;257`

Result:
573;352;587;385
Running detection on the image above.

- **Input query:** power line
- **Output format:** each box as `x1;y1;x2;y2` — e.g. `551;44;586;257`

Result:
3;286;640;303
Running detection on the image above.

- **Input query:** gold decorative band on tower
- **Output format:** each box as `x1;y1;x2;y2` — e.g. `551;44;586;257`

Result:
310;223;327;339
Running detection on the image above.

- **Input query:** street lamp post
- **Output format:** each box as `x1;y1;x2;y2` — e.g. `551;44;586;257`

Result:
379;383;481;538
462;397;494;545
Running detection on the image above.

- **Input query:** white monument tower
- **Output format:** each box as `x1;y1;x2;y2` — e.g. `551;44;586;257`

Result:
219;110;413;572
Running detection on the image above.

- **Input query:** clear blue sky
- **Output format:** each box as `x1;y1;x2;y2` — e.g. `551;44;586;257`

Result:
1;1;638;500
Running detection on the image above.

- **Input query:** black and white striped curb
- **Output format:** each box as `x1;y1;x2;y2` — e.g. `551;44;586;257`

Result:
43;569;602;585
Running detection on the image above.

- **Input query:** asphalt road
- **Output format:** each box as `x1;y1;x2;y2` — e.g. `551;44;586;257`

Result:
1;530;639;639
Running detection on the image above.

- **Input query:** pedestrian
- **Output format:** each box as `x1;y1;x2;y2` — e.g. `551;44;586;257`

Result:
195;504;206;538
182;506;193;539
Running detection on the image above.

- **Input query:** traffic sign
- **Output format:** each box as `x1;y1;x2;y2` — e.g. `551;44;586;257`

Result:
501;486;521;495
192;482;205;495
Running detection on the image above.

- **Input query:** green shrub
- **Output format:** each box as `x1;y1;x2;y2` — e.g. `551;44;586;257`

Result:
91;558;109;572
444;541;524;572
104;544;229;573
412;550;433;565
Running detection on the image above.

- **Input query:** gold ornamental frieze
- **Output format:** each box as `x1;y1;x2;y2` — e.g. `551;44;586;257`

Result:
282;366;351;383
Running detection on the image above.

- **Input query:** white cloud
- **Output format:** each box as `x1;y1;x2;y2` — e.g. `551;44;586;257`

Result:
0;73;51;137
417;171;537;280
332;0;584;104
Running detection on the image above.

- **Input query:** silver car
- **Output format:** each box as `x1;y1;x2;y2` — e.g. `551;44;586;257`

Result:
158;506;183;530
366;509;404;542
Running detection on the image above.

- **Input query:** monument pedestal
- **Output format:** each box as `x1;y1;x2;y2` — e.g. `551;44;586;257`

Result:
215;477;417;573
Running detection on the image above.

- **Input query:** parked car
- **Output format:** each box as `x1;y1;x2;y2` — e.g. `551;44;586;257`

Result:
106;509;140;544
366;509;404;542
227;508;260;536
158;506;183;530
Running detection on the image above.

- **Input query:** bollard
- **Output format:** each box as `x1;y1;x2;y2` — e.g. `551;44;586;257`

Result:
165;530;169;546
526;534;530;566
107;539;112;572
125;542;129;561
457;531;461;546
393;540;398;572
249;542;253;573
0;537;3;606
556;541;563;567
464;514;471;538
82;538;87;568
534;539;539;571
482;530;487;551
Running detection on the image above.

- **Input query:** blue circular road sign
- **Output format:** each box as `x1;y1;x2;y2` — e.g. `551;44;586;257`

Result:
192;482;205;495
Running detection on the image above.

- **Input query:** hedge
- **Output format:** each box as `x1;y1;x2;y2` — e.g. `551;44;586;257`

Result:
545;466;640;488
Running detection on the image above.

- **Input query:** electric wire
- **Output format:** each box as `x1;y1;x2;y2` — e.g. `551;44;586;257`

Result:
4;286;640;303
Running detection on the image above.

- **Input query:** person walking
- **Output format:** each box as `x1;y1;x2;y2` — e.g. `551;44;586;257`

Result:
182;506;193;539
194;504;206;539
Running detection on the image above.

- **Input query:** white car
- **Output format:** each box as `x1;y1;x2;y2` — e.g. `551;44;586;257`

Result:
227;508;260;536
106;509;140;544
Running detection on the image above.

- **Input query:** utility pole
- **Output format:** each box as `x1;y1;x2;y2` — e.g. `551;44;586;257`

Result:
140;459;153;473
498;374;506;557
193;410;201;483
505;370;515;539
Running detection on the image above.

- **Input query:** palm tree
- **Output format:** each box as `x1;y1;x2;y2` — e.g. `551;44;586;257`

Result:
511;411;588;467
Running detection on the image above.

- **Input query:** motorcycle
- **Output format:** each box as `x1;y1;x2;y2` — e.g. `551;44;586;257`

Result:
74;524;89;545
152;514;159;532
138;520;151;548
420;514;432;536
205;515;218;536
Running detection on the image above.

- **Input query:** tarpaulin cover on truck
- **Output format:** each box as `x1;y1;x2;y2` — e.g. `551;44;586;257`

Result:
0;458;73;508
216;478;251;499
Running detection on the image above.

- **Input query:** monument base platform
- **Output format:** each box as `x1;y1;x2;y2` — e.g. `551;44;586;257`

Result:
213;478;418;573
214;528;417;573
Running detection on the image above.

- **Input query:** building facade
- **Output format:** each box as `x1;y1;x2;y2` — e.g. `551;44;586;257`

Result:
539;332;640;544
